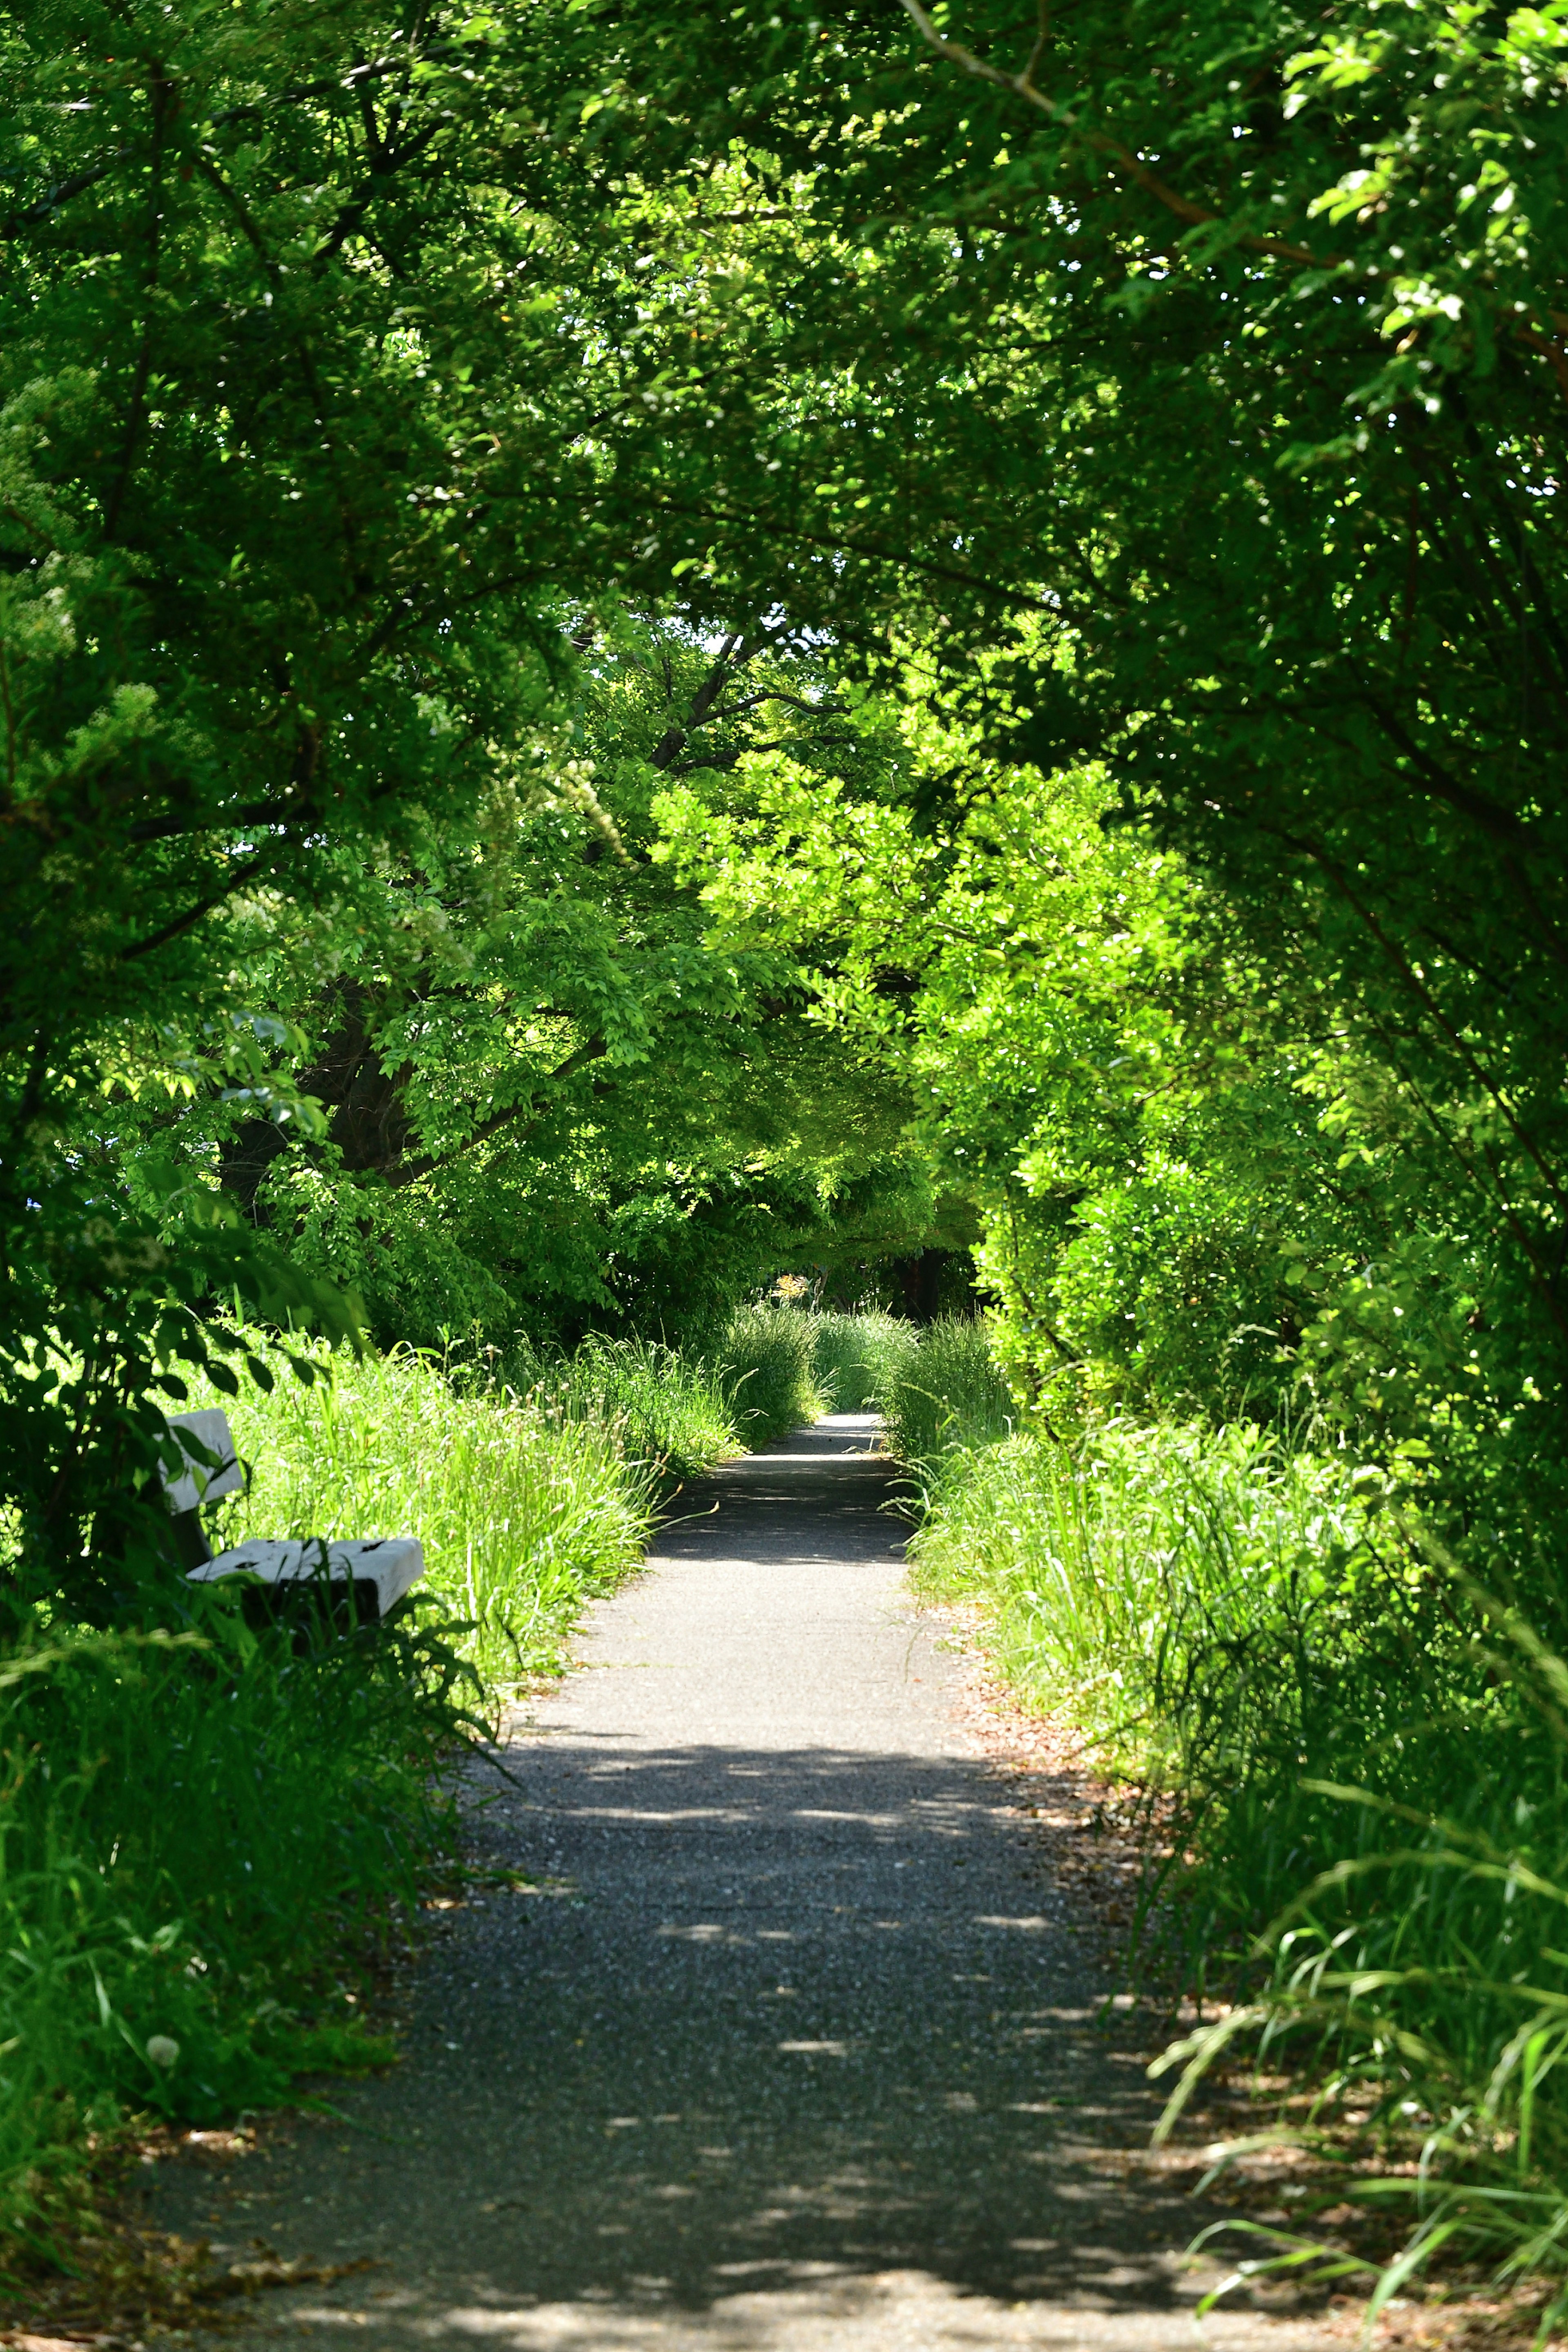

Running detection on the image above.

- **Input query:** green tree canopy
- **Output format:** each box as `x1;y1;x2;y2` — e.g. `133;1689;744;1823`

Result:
4;0;1566;1612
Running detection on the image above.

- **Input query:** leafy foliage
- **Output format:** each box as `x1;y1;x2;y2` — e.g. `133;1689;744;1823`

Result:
0;2;954;1603
7;0;1568;2312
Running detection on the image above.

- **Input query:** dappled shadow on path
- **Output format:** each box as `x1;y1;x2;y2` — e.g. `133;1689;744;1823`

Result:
417;1742;1172;2314
148;1739;1266;2344
145;1424;1323;2347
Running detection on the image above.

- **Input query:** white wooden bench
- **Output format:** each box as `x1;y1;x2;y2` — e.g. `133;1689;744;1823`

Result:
160;1408;425;1623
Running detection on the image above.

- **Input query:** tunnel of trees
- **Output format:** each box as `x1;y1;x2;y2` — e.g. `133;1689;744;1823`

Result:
10;0;1565;1577
3;0;1568;2306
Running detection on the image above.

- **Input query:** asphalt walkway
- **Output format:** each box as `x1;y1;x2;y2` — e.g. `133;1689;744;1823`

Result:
148;1418;1332;2350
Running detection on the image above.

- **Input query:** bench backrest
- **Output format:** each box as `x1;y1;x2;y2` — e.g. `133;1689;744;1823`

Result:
160;1410;246;1515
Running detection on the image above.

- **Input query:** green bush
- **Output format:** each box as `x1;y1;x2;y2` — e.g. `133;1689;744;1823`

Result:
1049;1144;1298;1415
261;1160;519;1355
880;1315;1015;1475
716;1304;822;1448
808;1309;919;1412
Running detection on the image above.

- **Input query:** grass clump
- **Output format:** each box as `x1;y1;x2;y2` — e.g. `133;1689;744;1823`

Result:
499;1332;737;1485
715;1304;822;1448
908;1415;1365;1759
880;1315;1015;1474
808;1309;918;1412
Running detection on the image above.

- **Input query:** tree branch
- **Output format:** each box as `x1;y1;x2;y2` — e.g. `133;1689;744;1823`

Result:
117;851;270;964
893;0;1333;268
388;1037;610;1187
0;157;125;239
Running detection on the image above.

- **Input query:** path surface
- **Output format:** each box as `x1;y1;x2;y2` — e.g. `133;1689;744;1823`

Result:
149;1419;1332;2350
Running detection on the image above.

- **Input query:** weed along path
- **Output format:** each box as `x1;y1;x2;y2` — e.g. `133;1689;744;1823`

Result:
149;1419;1333;2351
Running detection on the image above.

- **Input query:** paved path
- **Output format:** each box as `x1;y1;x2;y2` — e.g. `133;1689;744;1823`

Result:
149;1419;1332;2350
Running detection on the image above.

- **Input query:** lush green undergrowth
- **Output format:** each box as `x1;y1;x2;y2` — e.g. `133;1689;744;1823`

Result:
712;1303;823;1447
504;1334;736;1485
214;1341;662;1688
0;1605;462;2259
715;1298;930;1431
210;1312;818;1684
807;1309;918;1414
877;1314;1014;1472
907;1415;1368;1759
908;1380;1568;2324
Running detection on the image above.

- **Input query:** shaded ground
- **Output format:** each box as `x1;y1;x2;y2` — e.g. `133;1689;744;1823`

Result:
145;1418;1333;2348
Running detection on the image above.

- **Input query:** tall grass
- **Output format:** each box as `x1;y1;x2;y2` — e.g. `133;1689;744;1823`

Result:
208;1341;662;1689
908;1416;1368;1760
193;1316;829;1689
492;1332;738;1484
1149;1546;1568;2333
808;1308;918;1412
715;1303;823;1448
912;1414;1568;2320
880;1314;1015;1474
0;1604;461;2256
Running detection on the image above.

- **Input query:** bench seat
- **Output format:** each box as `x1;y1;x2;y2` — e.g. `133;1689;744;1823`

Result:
185;1535;426;1619
159;1410;426;1624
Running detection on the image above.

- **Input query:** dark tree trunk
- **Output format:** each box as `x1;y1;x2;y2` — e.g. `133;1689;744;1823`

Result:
896;1248;949;1324
219;979;414;1214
